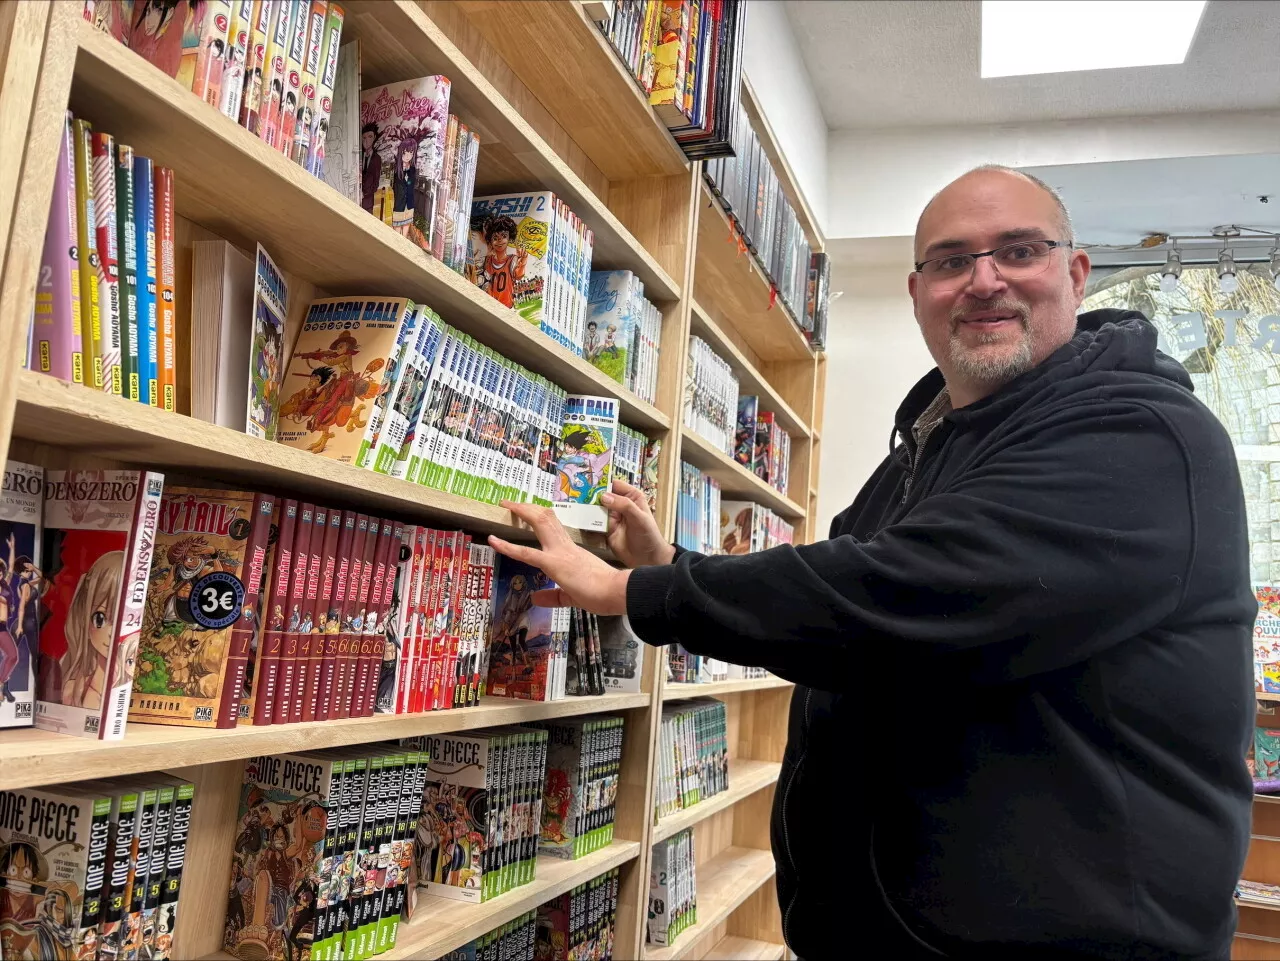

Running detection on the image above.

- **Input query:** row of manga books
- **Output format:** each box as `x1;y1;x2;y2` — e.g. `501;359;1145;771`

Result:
86;0;347;186
596;1;749;161
733;397;793;496
467;193;596;360
440;868;620;961
27;112;178;409
806;251;831;350
683;336;738;455
703;111;818;335
272;296;629;534
720;501;795;556
646;828;696;946
665;647;728;685
611;428;661;514
527;717;625;862
225;746;426;961
584;271;664;405
675;461;721;556
0;773;195;961
654;698;728;821
399;728;551;905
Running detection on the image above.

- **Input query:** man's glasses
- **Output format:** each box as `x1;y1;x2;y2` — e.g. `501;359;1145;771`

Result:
915;240;1072;291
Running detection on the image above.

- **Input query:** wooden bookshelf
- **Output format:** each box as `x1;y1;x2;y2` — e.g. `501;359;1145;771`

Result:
0;3;830;959
739;77;824;252
1238;897;1280;914
642;846;776;961
652;760;782;845
680;427;807;520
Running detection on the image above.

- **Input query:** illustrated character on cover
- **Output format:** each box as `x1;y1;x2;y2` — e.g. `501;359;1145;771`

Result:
555;428;611;505
476;216;528;309
376;628;399;712
416;787;442;883
128;0;193;78
0;533;43;704
541;767;572;844
583;320;601;360
601;323;620;358
226;857;249;939
391;137;420;240
493;573;537;670
287;604;300;633
42;550;126;711
250;823;299;938
154;906;175;960
284;879;316;961
310;118;329;178
151;536;233;637
235;786;275;856
360;122;381;214
279;331;385;454
244;65;263;125
203;36;226;98
251;315;283;434
32;887;76;961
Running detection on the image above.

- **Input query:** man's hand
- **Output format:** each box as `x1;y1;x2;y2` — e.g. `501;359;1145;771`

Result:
603;480;675;568
490;501;631;614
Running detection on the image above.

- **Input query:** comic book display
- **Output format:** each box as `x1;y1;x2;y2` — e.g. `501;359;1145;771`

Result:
675;461;720;555
584;270;661;405
358;77;452;253
248;245;289;441
683;336;737;455
35;470;165;741
528;717;622;862
0;462;43;729
647;828;695;946
654;699;728;820
130;487;275;729
552;395;618;534
719;501;795;556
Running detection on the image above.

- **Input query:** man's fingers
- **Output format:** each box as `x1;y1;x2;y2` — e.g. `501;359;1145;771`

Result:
602;491;646;522
502;500;574;548
611;479;649;509
531;587;571;608
487;535;546;568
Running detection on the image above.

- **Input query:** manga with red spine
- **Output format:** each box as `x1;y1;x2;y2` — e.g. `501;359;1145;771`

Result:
336;514;374;718
355;518;395;717
398;526;428;715
384;525;417;715
318;510;355;720
302;506;341;721
272;501;314;724
251;498;297;724
373;521;407;715
223;493;276;727
291;505;327;724
443;534;472;710
238;498;280;724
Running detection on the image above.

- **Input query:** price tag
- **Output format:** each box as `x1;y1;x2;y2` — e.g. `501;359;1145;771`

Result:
191;571;245;630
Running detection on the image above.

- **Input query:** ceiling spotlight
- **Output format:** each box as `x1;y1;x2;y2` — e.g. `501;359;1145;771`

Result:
1159;246;1182;292
1218;248;1239;295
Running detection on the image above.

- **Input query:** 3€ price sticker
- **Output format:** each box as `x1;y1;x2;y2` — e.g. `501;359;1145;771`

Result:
191;571;245;630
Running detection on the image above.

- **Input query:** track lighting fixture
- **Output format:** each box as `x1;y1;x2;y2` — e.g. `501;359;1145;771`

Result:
1218;248;1238;295
1159;246;1182;292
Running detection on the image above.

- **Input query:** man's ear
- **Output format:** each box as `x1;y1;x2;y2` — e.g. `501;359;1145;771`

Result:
908;269;920;310
1069;248;1091;304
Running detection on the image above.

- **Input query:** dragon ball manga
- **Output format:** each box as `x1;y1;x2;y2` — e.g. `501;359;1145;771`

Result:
485;557;554;702
248;244;288;441
358;76;452;253
35;470;165;742
275;297;415;464
552;395;618;534
0;783;115;961
0;462;44;729
225;753;339;961
130;487;274;729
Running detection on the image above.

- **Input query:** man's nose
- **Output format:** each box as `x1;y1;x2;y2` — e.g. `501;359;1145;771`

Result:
964;256;1009;300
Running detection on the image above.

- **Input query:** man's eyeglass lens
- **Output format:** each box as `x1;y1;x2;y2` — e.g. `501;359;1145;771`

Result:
920;241;1061;291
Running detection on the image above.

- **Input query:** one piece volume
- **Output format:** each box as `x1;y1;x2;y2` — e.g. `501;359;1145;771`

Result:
153;775;196;961
253;497;298;723
35;470;164;740
138;781;177;957
132;155;159;407
115;143;141;402
30;113;83;384
419;732;494;902
153;166;178;411
91;131;123;397
0;461;43;728
275;296;414;464
247;244;288;439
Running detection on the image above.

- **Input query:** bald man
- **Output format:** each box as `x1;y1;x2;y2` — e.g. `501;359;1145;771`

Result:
490;166;1254;959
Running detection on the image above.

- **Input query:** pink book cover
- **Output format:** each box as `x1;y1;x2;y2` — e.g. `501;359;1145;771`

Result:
130;0;204;82
31;113;83;383
192;0;233;103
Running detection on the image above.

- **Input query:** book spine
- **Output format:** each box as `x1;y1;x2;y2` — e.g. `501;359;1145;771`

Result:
356;517;395;717
215;492;276;727
292;505;326;723
153;780;195;961
240;0;276;132
32;114;82;383
442;533;470;709
273;501;314;723
369;519;404;715
125;786;160;958
193;2;233;104
302;505;340;721
152;167;177;411
100;471;163;741
78;793;113;958
131;156;157;407
277;0;310;157
101;788;140;957
139;784;175;958
304;2;344;176
318;509;355;719
114;145;139;403
254;497;297;722
259;0;294;149
220;0;254;120
289;0;328;166
332;513;367;718
338;514;376;718
90;130;123;395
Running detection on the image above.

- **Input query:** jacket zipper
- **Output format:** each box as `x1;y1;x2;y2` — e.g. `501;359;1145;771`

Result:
781;687;813;949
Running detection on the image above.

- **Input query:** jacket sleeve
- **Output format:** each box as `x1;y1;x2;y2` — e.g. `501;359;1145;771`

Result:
626;401;1202;690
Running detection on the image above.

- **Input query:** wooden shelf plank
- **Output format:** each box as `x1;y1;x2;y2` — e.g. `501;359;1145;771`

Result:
1259;692;1280;703
703;936;786;961
452;0;688;182
739;77;823;253
69;20;669;433
12;370;615;552
689;299;810;439
694;182;814;364
642;846;776;961
1238;896;1280;914
662;676;794;702
390;841;641;959
339;0;680;300
1257;794;1280;806
680;428;806;520
0;681;649;791
653;760;781;844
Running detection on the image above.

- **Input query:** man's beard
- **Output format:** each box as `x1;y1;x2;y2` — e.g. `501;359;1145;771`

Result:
948;298;1034;388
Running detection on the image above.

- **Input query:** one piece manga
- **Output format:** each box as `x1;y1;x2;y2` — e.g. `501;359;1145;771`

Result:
130;488;273;729
35;470;165;741
486;556;555;702
247;245;288;440
0;461;43;729
552;395;618;533
358;76;452;252
418;733;493;902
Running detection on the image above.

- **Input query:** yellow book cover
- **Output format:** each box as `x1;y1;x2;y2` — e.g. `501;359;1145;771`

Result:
275;296;414;463
648;1;688;120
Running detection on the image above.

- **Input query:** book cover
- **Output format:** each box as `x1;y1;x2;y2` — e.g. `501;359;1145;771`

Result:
300;507;340;723
276;296;412;464
192;0;232;104
317;511;355;720
127;0;198;80
278;504;319;725
237;500;279;726
485;556;554;701
219;0;253;121
358;75;452;253
552;395;617;533
302;3;345;177
0;461;43;729
598;616;642;693
468;192;552;329
314;34;357;197
584;271;637;385
418;733;492;902
114;144;140;403
35;470;164;741
734;395;757;469
31;113;83;384
355;299;419;469
276;0;310;157
132;155;158;408
247;244;288;440
240;0;277;133
153;166;178;412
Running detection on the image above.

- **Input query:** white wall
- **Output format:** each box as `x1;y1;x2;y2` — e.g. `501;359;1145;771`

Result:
826;109;1280;240
816;266;933;536
743;0;829;232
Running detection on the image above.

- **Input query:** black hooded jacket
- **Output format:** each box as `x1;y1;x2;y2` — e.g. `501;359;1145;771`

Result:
627;310;1255;959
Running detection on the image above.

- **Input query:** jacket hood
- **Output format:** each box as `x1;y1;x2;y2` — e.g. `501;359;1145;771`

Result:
892;309;1189;453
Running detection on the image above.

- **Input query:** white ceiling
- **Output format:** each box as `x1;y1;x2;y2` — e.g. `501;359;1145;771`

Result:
785;0;1280;129
1026;153;1280;245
